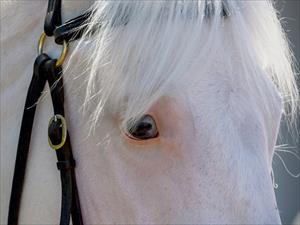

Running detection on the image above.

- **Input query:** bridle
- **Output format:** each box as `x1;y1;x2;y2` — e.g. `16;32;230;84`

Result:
7;1;90;224
6;1;232;224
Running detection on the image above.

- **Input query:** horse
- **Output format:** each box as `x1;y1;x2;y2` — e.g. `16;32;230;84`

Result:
1;0;298;224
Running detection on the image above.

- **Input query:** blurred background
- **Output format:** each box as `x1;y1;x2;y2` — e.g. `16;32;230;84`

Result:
273;1;300;224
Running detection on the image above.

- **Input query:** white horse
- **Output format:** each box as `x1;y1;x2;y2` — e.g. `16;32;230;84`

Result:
1;0;298;224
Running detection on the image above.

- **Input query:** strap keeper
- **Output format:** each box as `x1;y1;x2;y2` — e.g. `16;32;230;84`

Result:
57;159;76;170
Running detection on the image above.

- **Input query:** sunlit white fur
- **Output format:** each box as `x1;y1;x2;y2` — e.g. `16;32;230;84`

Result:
1;0;298;224
73;0;298;129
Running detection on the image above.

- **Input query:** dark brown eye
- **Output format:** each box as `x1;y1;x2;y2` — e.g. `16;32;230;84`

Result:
126;115;159;140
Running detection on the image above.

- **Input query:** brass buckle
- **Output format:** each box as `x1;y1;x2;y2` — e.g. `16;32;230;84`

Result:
48;114;67;150
38;32;68;67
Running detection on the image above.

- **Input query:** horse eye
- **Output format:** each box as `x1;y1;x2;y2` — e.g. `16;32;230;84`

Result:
126;115;159;140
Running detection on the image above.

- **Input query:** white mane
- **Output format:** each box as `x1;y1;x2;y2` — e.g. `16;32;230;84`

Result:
70;0;298;130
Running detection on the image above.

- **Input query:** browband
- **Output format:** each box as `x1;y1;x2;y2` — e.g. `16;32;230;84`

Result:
53;0;232;45
54;10;92;45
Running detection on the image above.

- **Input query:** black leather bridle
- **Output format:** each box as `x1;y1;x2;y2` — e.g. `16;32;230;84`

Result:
7;1;90;224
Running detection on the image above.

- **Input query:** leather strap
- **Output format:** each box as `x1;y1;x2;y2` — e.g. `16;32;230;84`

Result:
8;1;86;224
7;54;50;225
45;59;83;225
44;0;62;36
54;10;92;44
45;0;91;43
7;55;84;225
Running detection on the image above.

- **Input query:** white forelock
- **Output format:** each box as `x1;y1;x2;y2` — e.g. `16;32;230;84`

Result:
69;0;298;131
1;1;296;223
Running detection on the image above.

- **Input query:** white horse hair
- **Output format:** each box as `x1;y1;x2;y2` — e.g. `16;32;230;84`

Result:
72;0;298;131
1;0;299;224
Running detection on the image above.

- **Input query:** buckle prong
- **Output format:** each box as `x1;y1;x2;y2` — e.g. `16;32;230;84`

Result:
48;114;67;150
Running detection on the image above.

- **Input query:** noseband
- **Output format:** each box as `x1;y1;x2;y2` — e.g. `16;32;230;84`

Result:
7;1;90;224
